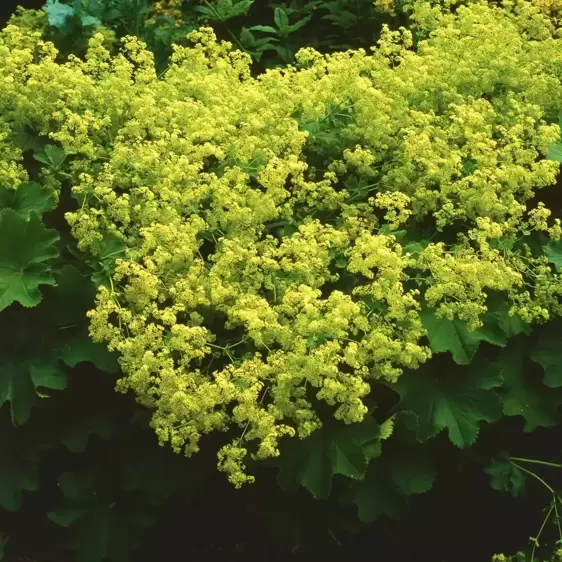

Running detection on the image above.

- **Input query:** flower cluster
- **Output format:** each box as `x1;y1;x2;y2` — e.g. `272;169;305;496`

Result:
1;1;562;485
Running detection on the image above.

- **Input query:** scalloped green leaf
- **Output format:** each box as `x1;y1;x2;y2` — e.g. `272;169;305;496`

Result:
497;340;562;431
0;430;39;511
531;327;562;388
0;209;59;311
40;265;95;326
37;266;119;372
0;358;67;425
59;413;115;454
275;416;380;499
121;432;209;505
545;239;562;272
485;456;526;498
43;0;75;30
485;295;531;338
0;183;55;218
420;308;506;365
392;361;503;447
49;468;157;562
547;140;562;162
90;234;127;286
58;332;119;374
351;418;435;522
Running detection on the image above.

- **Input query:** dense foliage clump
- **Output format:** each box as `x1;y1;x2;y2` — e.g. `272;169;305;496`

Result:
2;0;562;560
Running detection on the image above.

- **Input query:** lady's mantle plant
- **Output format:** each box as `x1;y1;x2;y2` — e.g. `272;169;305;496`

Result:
1;0;562;490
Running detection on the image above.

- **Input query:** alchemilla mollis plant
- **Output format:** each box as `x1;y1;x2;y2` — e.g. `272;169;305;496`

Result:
2;0;562;560
3;0;562;483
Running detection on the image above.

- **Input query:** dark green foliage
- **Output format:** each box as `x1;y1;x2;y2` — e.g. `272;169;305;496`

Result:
275;415;380;498
485;455;526;498
2;1;562;561
392;360;504;447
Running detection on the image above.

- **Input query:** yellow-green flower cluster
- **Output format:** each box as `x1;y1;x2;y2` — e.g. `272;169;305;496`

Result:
1;1;562;485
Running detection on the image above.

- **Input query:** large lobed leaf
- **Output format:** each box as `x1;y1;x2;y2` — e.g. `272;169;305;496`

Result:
420;308;506;365
275;416;380;499
48;468;157;562
497;339;562;432
392;360;503;448
0;209;59;311
0;358;67;426
351;412;436;522
0;425;40;511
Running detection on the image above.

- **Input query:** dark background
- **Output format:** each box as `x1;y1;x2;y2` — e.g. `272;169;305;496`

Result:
1;0;44;27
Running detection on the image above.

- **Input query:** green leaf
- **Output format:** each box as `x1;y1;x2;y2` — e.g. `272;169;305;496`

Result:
485;456;526;498
496;341;561;431
58;332;119;374
547;141;562;162
274;7;289;29
0;358;67;425
49;468;157;562
49;509;84;527
239;26;255;46
484;295;531;338
420;308;506;365
0;430;39;511
11;128;46;153
0;209;59;311
29;361;67;391
545;240;562;272
0;183;55;218
531;327;562;388
90;233;127;286
229;0;254;17
392;361;503;447
61;415;115;454
352;428;435;522
39;265;119;373
402;241;427;255
287;14;313;33
33;144;66;170
40;265;95;327
276;417;380;499
79;13;100;27
121;433;208;505
248;24;278;33
194;5;217;18
44;0;76;30
23;374;119;454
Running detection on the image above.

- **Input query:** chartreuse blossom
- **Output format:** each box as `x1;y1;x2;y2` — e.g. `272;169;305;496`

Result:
1;1;562;485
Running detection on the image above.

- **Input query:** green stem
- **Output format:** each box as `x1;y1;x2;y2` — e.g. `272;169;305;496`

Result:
509;461;556;495
510;457;562;470
554;499;562;544
531;503;554;562
225;27;248;55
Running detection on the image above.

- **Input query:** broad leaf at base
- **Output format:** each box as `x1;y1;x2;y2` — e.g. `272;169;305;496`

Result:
351;415;435;522
485;455;526;498
0;358;67;425
275;416;380;499
0;428;39;511
0;209;59;311
48;468;158;562
531;323;562;388
421;308;506;365
392;360;503;447
496;340;561;431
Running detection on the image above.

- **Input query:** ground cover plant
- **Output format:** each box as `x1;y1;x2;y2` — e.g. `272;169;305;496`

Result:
2;0;562;560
